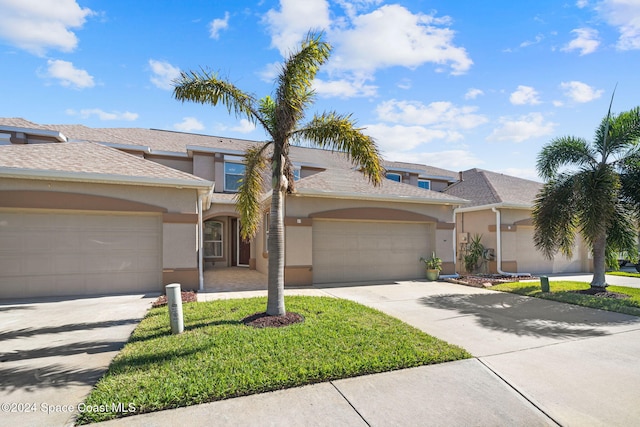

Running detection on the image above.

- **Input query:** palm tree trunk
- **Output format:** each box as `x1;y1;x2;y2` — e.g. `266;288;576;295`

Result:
590;231;608;290
266;149;286;316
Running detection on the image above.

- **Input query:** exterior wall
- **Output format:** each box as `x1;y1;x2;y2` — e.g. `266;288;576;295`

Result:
430;180;450;192
146;155;193;174
0;178;202;289
285;195;457;285
455;207;590;275
193;153;215;181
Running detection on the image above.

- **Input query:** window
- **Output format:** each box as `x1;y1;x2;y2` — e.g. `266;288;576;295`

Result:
224;162;245;192
203;221;223;258
293;167;301;181
418;179;431;190
386;172;401;182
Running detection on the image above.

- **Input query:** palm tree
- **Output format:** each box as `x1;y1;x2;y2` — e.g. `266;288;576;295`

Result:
533;102;640;290
173;32;384;315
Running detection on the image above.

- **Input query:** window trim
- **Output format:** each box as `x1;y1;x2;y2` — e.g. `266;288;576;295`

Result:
386;172;402;182
224;161;245;192
203;220;223;258
418;179;431;190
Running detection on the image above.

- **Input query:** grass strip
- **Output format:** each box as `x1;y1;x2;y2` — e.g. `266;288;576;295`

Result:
77;295;470;424
607;271;640;278
492;281;640;317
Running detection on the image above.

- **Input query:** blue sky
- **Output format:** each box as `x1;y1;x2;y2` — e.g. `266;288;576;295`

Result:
1;0;639;181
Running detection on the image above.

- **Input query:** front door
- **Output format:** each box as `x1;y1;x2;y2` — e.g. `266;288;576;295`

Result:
237;220;250;267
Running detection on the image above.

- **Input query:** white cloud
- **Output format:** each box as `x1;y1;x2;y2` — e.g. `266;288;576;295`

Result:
0;0;93;55
149;59;181;90
576;0;589;8
487;113;557;143
385;149;483;171
560;81;603;103
509;85;541;105
313;77;377;98
174;117;204;132
562;28;600;55
217;119;256;134
66;108;138;121
597;0;640;50
209;12;229;39
330;4;472;76
45;59;94;89
520;34;544;48
363;123;461;153
263;0;331;56
375;99;488;130
464;88;484;100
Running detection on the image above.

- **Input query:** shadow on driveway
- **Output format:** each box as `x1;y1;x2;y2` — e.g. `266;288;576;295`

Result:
419;291;639;339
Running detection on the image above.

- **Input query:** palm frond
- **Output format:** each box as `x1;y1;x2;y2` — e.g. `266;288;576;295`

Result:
173;69;271;135
235;144;270;240
294;112;384;186
275;31;332;133
532;174;579;259
605;202;639;267
574;166;619;247
536;136;596;181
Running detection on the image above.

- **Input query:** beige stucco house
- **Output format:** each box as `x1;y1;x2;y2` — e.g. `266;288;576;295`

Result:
1;118;469;299
444;168;591;275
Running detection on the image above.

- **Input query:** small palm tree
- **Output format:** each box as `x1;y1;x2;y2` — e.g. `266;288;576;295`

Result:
173;31;384;315
533;100;640;290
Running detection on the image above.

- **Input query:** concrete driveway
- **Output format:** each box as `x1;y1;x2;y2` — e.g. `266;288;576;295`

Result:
318;280;640;426
0;293;156;427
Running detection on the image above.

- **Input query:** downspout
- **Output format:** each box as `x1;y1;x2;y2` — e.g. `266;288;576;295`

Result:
197;192;204;291
440;206;461;279
492;207;530;277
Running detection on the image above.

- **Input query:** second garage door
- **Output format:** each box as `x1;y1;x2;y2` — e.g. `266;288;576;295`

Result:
312;220;434;284
0;210;162;299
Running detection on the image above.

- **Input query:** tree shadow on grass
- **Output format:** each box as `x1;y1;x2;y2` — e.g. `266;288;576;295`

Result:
419;292;640;339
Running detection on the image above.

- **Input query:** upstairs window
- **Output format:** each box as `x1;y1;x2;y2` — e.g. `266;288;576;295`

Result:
224;162;245;192
386;172;401;182
418;179;431;190
293;167;301;181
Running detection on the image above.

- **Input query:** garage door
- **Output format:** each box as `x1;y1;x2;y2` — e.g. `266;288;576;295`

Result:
516;227;582;274
0;210;162;299
312;220;433;284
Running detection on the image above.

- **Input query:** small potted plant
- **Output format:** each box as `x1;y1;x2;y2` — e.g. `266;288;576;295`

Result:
420;252;442;281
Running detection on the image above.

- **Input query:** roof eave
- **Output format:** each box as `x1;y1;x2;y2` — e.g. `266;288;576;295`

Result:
291;188;469;206
454;202;532;213
0;168;213;190
0;125;67;142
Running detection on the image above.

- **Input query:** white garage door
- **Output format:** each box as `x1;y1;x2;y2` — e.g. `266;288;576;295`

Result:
0;210;162;299
312;220;433;284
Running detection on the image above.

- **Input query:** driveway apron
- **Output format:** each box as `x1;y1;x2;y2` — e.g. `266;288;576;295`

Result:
317;280;640;426
0;294;155;427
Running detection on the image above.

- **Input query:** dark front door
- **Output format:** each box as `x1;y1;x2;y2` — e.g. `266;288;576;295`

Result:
235;219;250;267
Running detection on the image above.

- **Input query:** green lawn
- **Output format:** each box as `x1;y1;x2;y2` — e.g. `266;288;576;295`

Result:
77;296;470;424
607;270;640;278
492;281;640;317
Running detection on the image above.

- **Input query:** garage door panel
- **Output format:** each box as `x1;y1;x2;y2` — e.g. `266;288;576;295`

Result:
312;220;434;284
0;211;162;299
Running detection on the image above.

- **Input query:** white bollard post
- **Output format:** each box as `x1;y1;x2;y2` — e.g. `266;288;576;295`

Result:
166;283;184;334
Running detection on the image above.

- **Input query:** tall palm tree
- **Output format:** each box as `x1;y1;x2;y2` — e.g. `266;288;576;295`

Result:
533;103;640;290
173;32;384;315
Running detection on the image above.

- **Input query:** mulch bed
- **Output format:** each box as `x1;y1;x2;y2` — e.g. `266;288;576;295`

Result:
570;288;630;299
446;274;534;288
152;291;198;307
242;312;305;328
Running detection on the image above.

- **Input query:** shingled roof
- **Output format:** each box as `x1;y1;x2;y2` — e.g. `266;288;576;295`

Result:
295;167;467;204
443;168;542;208
383;160;459;181
0;141;212;188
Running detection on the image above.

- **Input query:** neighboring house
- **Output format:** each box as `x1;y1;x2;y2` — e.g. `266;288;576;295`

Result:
444;168;591;275
382;160;459;192
0;118;468;299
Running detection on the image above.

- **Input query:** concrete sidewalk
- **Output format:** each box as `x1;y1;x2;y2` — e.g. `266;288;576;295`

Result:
93;280;640;427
